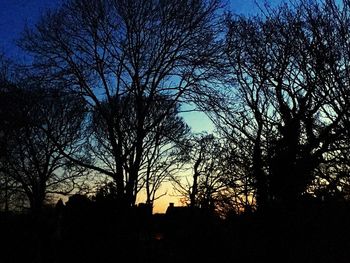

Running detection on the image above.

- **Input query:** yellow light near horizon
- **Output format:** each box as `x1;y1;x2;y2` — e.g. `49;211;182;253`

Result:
136;181;184;214
52;178;185;214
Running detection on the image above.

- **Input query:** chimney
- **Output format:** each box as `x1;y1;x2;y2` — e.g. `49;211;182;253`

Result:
166;202;175;214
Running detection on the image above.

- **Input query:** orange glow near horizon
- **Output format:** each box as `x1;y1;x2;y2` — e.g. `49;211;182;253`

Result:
55;181;185;214
136;182;184;214
152;194;182;214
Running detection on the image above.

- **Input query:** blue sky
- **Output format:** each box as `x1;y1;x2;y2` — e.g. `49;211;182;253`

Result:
0;0;286;58
0;0;286;134
0;0;286;212
0;0;60;58
230;0;286;14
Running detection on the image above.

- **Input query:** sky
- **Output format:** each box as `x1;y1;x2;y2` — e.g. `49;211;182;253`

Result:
0;0;286;58
0;0;286;213
0;0;60;58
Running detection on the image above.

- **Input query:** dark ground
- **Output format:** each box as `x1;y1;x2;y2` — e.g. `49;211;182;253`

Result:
1;199;350;263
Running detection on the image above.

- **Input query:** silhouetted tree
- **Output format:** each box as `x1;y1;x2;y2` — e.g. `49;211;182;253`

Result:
0;57;28;211
172;134;247;215
204;0;350;209
187;134;222;210
0;83;87;213
20;0;222;208
90;94;190;209
93;181;119;208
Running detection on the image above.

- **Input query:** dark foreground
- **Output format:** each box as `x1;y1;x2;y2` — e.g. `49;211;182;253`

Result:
1;199;350;263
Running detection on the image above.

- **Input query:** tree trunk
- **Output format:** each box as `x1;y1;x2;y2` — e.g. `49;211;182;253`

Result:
253;129;268;211
190;156;202;208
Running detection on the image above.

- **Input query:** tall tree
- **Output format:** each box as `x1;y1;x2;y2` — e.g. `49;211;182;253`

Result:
90;94;190;208
1;83;86;213
204;0;350;209
0;55;27;212
20;0;222;208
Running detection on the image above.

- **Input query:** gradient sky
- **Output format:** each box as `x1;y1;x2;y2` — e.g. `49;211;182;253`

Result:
0;0;286;58
0;0;285;213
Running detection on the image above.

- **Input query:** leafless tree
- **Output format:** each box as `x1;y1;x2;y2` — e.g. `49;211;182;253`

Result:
90;94;190;209
172;134;251;215
1;82;87;213
203;0;350;209
0;58;27;212
20;0;222;208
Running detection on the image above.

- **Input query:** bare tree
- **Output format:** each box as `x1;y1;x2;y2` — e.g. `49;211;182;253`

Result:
0;57;27;212
139;101;190;207
172;134;250;215
20;0;222;208
204;0;350;209
1;82;87;213
90;94;190;209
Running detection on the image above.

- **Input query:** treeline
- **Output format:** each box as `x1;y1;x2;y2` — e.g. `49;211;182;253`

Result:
1;0;350;216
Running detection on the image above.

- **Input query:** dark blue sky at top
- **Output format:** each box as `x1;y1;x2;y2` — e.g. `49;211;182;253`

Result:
0;0;285;60
0;0;62;59
0;0;285;136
